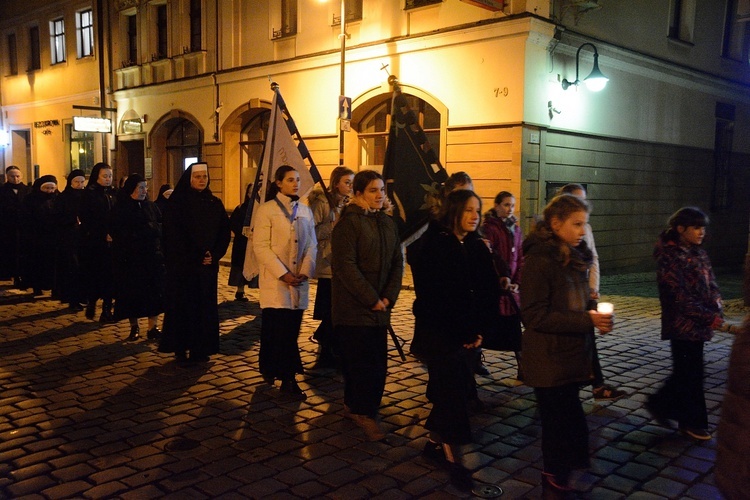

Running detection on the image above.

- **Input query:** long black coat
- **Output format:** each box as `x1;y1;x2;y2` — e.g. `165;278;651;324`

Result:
158;187;230;357
52;187;84;304
110;197;165;320
22;189;58;291
410;223;500;356
79;184;116;300
0;182;31;280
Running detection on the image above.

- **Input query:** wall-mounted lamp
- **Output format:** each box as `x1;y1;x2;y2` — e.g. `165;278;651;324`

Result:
561;42;608;92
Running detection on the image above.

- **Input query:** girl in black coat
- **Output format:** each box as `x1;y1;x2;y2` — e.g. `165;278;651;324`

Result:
410;189;499;492
110;174;165;341
79;162;116;322
22;175;59;295
53;170;86;310
158;163;230;363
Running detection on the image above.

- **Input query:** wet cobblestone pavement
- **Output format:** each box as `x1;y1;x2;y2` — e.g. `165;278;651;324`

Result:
0;268;745;499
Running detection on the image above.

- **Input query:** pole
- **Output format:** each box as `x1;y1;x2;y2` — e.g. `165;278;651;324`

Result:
339;0;345;166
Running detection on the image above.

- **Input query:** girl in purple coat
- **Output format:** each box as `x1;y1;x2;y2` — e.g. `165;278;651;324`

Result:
647;207;723;441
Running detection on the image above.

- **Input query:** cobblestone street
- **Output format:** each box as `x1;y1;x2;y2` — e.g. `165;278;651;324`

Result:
0;268;745;499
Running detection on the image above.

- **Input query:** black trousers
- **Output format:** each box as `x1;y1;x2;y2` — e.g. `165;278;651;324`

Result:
336;325;387;417
535;383;590;477
648;339;707;429
260;308;304;380
425;349;473;445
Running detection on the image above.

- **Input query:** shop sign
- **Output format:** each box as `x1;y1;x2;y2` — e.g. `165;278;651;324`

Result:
73;116;112;133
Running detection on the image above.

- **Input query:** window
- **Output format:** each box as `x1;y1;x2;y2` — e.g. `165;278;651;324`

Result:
712;103;735;210
68;125;95;175
190;0;201;52
333;0;363;25
29;25;41;70
668;0;696;43
405;0;442;9
723;0;750;63
166;120;201;184
50;18;66;64
272;0;297;39
240;110;271;200
76;9;94;58
127;14;137;65
156;4;167;60
358;94;440;170
7;33;18;75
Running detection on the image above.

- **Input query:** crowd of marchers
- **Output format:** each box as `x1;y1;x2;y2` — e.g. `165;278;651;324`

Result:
0;164;746;498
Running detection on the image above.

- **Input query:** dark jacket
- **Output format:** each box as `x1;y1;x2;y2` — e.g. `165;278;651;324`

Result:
22;180;58;291
229;200;250;269
0;181;31;279
654;231;721;342
410;222;499;355
520;224;595;388
110;197;165;319
716;255;750;499
331;203;403;327
52;181;85;304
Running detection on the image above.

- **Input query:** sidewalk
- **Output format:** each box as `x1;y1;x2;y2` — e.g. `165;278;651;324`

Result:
0;270;744;499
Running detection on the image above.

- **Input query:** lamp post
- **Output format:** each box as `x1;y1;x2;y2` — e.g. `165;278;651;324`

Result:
338;0;347;165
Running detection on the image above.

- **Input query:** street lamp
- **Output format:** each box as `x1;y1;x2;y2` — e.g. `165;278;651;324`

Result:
561;42;608;92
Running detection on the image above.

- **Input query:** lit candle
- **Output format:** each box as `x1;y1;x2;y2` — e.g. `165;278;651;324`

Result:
597;302;614;314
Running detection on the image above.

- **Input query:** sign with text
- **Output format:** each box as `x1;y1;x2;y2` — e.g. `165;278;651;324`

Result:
73;116;112;133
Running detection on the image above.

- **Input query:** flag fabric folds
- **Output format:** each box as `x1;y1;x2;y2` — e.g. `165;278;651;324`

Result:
382;86;448;244
243;85;323;280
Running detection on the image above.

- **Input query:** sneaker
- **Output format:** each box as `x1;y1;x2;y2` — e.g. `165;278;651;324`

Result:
592;384;627;401
422;441;447;465
351;414;386;441
680;426;712;441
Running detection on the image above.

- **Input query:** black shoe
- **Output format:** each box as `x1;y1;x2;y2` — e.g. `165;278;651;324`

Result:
146;327;161;340
262;374;275;385
448;462;474;492
68;303;84;312
422;441;447;466
467;397;486;413
280;379;306;399
475;364;490;376
85;303;96;320
126;326;140;341
190;354;210;363
235;292;249;302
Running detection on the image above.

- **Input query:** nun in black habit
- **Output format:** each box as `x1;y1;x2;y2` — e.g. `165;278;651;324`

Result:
22;175;59;295
79;162;116;322
53;169;86;310
110;174;165;341
158;163;230;363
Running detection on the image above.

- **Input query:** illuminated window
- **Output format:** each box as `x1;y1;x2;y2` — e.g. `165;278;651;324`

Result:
76;9;94;58
166;120;202;184
50;18;66;64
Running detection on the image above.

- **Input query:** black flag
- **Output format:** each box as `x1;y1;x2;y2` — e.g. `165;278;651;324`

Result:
382;85;448;243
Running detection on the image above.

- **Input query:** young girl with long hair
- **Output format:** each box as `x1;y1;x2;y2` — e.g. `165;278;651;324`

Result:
253;165;316;397
520;194;613;498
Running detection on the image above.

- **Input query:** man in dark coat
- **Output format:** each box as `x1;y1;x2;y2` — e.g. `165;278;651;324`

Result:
158;163;230;363
0;166;31;287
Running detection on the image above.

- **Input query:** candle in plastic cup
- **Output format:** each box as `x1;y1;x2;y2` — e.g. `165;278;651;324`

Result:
597;302;614;314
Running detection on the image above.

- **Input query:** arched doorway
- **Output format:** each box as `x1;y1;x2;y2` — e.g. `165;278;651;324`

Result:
148;111;203;196
352;91;444;171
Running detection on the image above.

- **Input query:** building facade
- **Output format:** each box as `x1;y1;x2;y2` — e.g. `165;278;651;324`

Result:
1;0;749;272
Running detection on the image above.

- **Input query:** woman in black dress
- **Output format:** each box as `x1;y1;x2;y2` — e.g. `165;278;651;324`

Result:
53;169;86;310
228;183;256;301
22;175;59;296
79;162;116;322
158;163;230;363
110;174;165;341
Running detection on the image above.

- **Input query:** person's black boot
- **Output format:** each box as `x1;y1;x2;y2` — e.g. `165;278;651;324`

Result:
126;325;140;341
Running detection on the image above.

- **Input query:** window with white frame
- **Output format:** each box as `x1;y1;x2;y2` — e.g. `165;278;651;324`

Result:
76;9;94;58
723;0;750;63
50;17;66;64
668;0;696;43
271;0;297;39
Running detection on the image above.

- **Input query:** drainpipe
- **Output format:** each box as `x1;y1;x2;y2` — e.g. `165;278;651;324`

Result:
97;0;108;161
